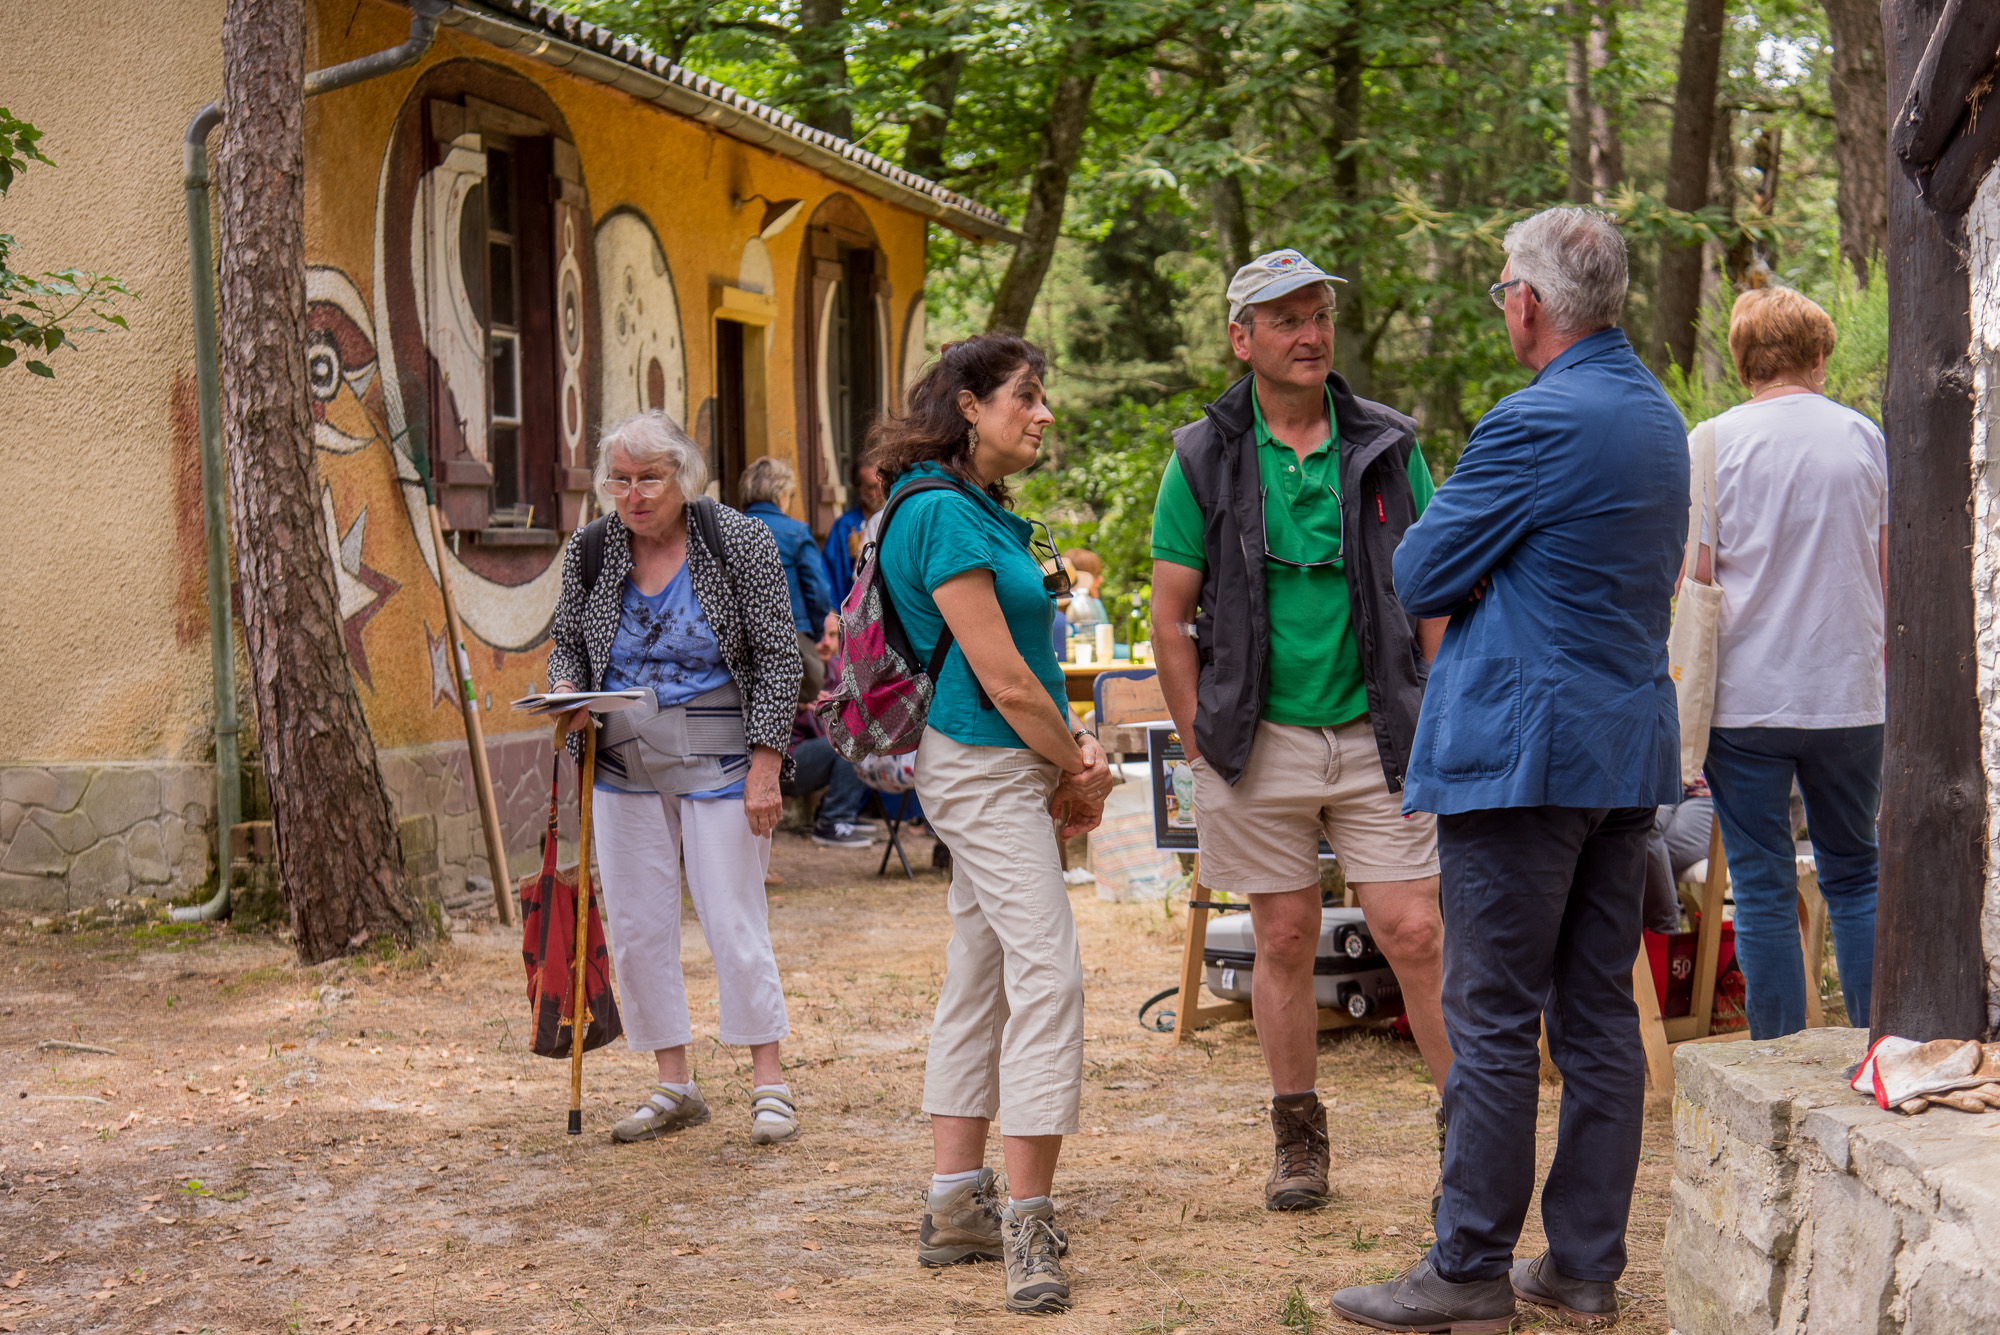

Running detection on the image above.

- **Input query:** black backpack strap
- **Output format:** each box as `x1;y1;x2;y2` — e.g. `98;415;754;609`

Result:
688;495;727;561
579;515;610;597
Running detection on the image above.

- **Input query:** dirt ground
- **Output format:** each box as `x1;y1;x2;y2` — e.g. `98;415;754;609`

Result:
0;829;1675;1334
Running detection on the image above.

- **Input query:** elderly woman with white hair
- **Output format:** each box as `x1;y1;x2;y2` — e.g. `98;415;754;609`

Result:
546;410;804;1146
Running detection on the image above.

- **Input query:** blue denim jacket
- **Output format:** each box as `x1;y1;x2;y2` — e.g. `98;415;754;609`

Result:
1393;328;1688;814
745;501;834;634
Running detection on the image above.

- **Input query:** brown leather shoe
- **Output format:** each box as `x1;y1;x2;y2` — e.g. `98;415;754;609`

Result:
1511;1252;1619;1326
1264;1092;1330;1211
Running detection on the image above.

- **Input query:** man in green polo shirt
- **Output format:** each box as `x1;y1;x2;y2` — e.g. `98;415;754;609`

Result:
1150;250;1451;1215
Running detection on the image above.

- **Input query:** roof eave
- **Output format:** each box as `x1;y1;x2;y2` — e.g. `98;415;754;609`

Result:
438;4;1023;246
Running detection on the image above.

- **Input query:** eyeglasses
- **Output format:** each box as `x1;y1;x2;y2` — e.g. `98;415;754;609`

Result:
1260;485;1342;569
604;477;671;499
1488;278;1539;310
1027;519;1073;597
1249;306;1337;338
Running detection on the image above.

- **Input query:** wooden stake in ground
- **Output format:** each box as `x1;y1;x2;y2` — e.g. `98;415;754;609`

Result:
216;0;421;963
569;723;597;1135
425;502;517;927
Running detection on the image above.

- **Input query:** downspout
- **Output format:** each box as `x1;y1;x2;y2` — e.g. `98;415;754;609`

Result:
171;0;447;924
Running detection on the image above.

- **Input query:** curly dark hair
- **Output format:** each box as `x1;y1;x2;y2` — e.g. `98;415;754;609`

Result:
865;333;1048;507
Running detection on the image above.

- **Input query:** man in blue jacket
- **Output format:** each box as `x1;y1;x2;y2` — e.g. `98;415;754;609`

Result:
1331;208;1686;1332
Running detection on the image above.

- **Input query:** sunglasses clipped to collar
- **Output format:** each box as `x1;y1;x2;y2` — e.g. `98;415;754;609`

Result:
1026;519;1072;597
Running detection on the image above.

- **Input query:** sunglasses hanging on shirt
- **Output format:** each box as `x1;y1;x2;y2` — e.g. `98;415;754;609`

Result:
1025;519;1073;597
1259;483;1344;569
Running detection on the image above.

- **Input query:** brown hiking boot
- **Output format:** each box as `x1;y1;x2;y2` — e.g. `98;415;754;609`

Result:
1264;1092;1330;1211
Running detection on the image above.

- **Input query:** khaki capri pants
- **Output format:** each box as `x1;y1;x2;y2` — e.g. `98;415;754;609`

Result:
916;729;1085;1137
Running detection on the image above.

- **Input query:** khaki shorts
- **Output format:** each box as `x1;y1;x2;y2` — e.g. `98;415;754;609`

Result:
1192;719;1439;892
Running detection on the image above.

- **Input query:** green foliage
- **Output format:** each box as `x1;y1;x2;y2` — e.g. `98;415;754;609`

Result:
0;108;132;378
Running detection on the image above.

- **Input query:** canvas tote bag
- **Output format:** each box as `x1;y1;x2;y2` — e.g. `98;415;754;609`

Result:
1666;419;1723;785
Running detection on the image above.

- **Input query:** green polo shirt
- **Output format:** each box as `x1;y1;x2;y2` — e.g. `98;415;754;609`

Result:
1150;385;1435;727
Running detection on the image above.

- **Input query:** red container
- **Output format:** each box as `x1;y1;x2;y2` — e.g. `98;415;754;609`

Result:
1644;924;1745;1023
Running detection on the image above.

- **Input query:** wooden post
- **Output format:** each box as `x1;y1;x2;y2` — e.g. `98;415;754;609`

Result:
568;724;596;1135
1632;951;1675;1094
1877;0;1990;1042
428;506;517;927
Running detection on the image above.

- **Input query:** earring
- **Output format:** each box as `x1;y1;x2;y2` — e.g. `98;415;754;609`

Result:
966;423;979;459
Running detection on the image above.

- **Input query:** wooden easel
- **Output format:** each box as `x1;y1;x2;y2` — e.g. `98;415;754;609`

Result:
1172;856;1384;1042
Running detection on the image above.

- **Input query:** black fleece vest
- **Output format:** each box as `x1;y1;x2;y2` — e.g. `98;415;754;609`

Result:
1171;371;1428;791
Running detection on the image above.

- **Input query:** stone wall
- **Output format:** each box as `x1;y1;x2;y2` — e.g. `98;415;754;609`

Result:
0;763;213;912
373;728;577;921
1668;1028;2000;1333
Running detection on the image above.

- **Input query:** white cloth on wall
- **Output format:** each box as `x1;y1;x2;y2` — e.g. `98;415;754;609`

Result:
1702;394;1887;729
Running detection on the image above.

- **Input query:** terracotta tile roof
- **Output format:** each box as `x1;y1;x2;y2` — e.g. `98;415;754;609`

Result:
442;0;1020;243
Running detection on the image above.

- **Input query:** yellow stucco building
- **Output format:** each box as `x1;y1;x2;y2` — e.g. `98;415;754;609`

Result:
0;0;1012;912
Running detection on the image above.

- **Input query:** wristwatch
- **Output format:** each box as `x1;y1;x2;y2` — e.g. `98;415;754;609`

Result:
1071;729;1092;747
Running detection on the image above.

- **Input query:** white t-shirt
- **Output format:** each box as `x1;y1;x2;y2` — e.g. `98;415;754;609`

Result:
1702;394;1887;728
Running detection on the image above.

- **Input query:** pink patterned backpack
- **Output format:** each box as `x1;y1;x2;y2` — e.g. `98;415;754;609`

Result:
814;477;967;759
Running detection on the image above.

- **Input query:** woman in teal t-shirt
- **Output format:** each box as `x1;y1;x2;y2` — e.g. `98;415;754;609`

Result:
874;335;1113;1316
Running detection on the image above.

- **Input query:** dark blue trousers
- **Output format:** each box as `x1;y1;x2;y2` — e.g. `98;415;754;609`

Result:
1429;805;1651;1284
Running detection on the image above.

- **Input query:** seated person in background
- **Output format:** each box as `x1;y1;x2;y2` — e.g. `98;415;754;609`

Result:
822;455;887;600
782;706;878;849
1644;785;1714;935
741;457;838;703
1060;549;1108;632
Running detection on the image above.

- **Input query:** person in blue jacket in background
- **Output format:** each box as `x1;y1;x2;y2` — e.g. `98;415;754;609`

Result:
1331;208;1687;1333
821;455;887;605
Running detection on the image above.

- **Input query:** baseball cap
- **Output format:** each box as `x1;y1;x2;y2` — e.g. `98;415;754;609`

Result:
1226;249;1347;325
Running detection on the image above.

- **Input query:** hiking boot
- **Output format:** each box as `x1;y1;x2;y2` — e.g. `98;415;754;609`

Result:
1265;1092;1330;1211
1001;1198;1071;1314
749;1085;800;1145
610;1083;710;1143
917;1168;1069;1267
1329;1257;1517;1333
1511;1252;1620;1327
812;819;874;848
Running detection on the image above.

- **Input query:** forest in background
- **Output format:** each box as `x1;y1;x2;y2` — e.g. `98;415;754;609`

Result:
562;0;1887;599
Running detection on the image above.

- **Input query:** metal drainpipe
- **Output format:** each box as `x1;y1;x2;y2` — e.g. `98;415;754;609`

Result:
171;0;447;924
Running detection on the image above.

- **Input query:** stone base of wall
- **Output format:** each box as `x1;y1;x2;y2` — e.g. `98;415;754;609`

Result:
375;729;578;922
1668;1028;2000;1333
0;764;214;911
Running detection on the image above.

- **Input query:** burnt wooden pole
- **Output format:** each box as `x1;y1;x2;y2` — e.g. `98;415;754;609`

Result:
1874;0;1992;1042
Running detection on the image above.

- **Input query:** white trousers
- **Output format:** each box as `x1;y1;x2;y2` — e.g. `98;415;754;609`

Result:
591;788;789;1053
916;730;1085;1137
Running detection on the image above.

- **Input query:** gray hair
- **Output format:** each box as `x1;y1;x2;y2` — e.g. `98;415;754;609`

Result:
1502;207;1627;337
594;410;709;506
738;456;796;507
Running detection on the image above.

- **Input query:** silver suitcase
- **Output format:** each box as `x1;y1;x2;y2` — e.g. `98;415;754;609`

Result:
1201;906;1405;1020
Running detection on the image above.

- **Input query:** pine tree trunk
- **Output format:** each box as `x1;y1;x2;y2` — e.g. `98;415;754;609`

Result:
1327;5;1375;398
1199;48;1252;279
986;61;1096;337
904;47;965;182
217;0;422;964
1589;4;1624;197
1821;0;1888;284
1655;0;1729;372
1564;2;1595;204
794;0;853;141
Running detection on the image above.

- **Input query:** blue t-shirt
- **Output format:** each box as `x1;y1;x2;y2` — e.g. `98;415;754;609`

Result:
598;563;746;797
879;464;1067;748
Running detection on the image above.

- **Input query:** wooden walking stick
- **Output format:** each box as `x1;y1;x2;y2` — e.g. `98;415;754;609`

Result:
568;720;598;1135
412;442;516;927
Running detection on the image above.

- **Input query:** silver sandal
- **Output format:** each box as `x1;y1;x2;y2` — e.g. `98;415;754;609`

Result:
611;1083;711;1143
749;1085;800;1145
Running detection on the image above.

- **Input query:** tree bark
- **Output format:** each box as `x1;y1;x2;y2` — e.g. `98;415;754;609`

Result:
1199;48;1253;280
1874;0;1989;1043
903;47;965;182
1822;0;1888;282
794;0;853;141
1565;1;1595;204
1589;3;1624;197
217;0;422;964
986;61;1097;337
1655;0;1729;372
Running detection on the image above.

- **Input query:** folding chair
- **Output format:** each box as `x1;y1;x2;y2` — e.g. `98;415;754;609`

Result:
854;756;920;880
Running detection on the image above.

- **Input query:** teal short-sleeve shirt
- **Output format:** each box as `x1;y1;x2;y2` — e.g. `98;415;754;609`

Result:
880;463;1068;748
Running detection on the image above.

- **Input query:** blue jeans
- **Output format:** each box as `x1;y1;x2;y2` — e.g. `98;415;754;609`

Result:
783;737;868;825
1703;725;1881;1039
1431;805;1651;1284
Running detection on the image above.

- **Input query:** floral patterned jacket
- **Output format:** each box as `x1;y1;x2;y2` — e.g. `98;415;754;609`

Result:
546;507;802;774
